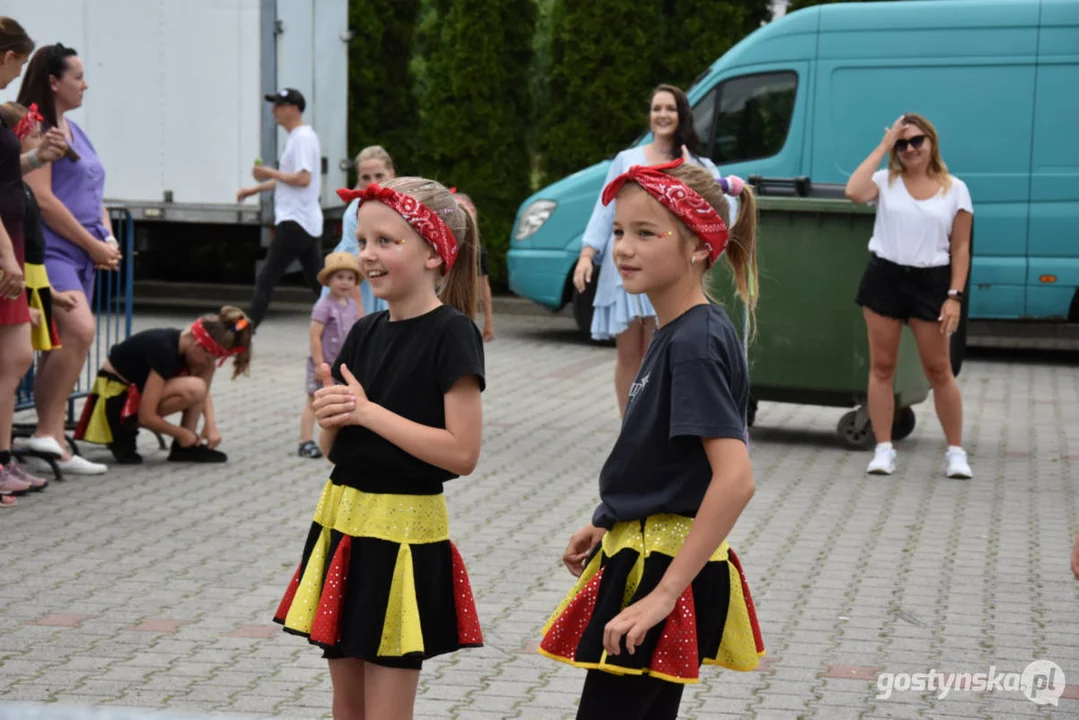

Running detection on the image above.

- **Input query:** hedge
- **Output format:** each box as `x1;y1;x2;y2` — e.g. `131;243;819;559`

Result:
347;0;421;180
346;0;780;290
415;0;536;287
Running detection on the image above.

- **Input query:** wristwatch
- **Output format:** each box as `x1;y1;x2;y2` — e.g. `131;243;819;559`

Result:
947;289;963;301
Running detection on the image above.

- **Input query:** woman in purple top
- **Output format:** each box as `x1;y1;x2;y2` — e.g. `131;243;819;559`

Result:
17;43;120;475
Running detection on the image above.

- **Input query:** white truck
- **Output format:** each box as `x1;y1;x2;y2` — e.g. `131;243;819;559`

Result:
1;0;350;247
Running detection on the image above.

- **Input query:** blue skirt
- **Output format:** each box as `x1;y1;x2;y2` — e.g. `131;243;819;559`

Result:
590;291;655;341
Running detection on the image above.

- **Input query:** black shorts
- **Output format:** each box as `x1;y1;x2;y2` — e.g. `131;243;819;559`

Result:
855;253;951;323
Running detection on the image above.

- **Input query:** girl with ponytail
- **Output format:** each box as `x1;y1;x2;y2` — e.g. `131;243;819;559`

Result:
74;305;253;465
273;176;485;719
539;158;764;719
574;83;729;417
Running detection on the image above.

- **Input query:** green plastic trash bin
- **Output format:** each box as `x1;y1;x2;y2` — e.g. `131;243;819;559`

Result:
709;181;948;449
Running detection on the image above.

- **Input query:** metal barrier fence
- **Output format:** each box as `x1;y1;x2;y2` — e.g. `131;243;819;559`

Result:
13;205;135;457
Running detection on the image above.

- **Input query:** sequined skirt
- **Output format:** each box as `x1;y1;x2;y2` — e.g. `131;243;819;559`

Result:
539;514;765;684
73;372;141;446
274;480;482;668
25;263;61;351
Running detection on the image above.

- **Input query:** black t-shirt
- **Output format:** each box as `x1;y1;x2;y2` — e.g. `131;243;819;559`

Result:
22;183;45;265
328;304;485;495
0;119;25;243
108;328;187;391
478;247;489;277
592;304;749;528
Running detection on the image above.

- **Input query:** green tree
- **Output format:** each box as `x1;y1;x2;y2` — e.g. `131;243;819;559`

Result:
347;0;421;174
539;0;665;182
416;0;536;288
660;0;773;90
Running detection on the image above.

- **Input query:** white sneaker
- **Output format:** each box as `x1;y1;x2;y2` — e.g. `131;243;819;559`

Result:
867;444;897;475
945;446;972;479
56;455;108;475
22;435;65;457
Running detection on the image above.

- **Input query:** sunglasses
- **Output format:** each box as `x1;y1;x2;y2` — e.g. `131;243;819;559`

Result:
895;135;926;152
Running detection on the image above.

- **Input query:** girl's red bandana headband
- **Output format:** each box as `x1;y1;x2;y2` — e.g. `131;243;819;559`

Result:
191;318;247;367
336;184;459;272
13;103;44;141
601;158;730;263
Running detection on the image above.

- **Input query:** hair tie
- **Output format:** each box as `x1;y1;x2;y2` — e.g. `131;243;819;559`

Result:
234;318;249;332
718;175;744;197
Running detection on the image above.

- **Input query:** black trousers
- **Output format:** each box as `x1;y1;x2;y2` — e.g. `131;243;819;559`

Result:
576;670;685;720
249;220;322;328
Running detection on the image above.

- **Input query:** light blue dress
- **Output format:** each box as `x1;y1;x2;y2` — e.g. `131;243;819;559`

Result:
320;198;388;314
582;147;727;340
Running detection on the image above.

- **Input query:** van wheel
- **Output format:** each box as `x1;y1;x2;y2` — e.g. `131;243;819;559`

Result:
572;263;599;336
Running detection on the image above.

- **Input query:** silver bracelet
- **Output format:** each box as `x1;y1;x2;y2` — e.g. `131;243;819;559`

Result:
26;149;42;169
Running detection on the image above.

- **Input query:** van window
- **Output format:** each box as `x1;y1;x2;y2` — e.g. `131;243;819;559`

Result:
712;72;797;164
692;89;717;152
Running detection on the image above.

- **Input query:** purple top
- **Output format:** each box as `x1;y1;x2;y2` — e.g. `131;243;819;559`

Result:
43;119;107;264
311;295;360;365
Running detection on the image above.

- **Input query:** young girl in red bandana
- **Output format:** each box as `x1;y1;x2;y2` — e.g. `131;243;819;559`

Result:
74;305;252;464
273;177;484;720
538;159;765;719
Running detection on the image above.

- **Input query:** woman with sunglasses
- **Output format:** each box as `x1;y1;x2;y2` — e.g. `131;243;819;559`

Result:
846;113;973;479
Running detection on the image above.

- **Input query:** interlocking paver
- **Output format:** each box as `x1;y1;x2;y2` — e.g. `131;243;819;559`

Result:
1;306;1076;718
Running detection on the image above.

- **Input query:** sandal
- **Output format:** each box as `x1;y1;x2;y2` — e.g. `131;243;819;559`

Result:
0;493;15;508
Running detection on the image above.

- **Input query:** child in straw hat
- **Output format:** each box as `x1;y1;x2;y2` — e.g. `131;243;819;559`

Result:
299;252;361;458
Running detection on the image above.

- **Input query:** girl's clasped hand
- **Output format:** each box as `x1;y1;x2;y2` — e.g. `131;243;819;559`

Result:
311;362;367;428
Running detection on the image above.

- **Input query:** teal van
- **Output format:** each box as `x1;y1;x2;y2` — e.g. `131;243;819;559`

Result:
507;0;1079;331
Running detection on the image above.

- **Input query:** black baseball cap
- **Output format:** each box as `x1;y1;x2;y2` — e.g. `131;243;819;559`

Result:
265;88;305;112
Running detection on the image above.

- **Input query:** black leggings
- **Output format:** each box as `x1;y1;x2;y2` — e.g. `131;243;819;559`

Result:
249;220;322;328
576;670;685;720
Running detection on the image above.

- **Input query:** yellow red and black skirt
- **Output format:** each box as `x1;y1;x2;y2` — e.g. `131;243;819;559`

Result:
539;514;765;684
273;480;483;669
73;371;142;445
23;262;61;351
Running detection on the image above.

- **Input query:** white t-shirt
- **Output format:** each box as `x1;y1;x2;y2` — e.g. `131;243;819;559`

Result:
274;125;323;237
867;170;973;267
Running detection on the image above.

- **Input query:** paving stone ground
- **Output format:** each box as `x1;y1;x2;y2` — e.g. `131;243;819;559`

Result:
1;306;1077;719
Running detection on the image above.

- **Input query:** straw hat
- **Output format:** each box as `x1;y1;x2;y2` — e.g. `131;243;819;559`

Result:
318;252;361;286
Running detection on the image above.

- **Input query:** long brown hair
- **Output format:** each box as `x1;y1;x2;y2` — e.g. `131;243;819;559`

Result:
0;17;34;58
381;177;479;319
199;305;253;379
651;83;702;159
888;112;953;193
16;43;78;129
660;163;760;333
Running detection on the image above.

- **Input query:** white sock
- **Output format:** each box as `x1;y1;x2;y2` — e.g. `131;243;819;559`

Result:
947;445;964;453
876;442;893;451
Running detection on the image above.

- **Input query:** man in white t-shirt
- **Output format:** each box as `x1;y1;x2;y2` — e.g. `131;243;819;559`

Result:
238;88;324;328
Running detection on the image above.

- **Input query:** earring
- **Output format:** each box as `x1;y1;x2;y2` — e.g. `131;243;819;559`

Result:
691;257;697;265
